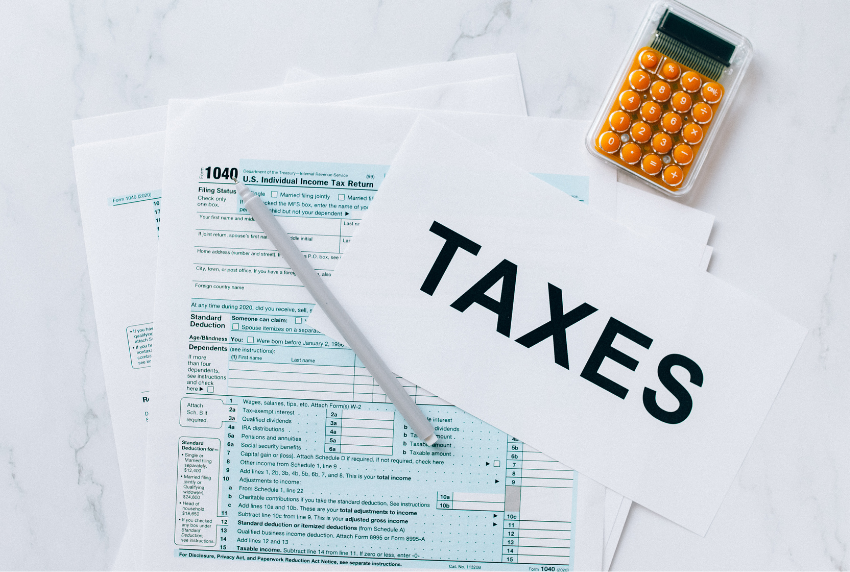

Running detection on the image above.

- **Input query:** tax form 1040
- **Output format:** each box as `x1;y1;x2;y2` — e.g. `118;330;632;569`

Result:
156;157;602;569
142;101;608;571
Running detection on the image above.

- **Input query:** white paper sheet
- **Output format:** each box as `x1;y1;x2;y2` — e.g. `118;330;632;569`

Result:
240;54;524;105
615;181;715;247
73;54;523;145
141;100;616;569
701;246;714;271
73;132;164;567
602;495;631;570
604;185;713;570
307;118;807;536
73;106;171;147
341;76;526;115
614;208;711;570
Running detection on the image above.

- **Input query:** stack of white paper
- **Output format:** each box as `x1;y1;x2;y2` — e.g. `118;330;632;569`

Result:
73;55;725;571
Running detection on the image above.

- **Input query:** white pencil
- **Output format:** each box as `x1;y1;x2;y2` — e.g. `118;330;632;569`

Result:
235;180;438;445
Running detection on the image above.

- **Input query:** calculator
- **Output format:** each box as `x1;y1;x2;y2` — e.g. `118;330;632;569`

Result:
587;1;752;197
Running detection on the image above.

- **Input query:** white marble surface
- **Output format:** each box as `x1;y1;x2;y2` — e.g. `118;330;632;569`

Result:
0;1;846;569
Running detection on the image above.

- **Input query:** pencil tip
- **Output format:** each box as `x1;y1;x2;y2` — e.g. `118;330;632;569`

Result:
235;179;252;200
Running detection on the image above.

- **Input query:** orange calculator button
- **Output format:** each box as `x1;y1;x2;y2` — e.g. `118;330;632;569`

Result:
659;60;681;81
650;80;671;102
651;132;673;154
630;121;652;144
608;110;631;132
640;101;662;123
662;165;684;186
641;154;663;176
671;91;692;113
691;102;713;124
680;71;702;93
639;49;660;72
701;82;723;104
629;69;651;91
620;142;642;165
661;112;682;133
672;144;694;165
598;131;621;153
619;90;641;112
682;123;704;144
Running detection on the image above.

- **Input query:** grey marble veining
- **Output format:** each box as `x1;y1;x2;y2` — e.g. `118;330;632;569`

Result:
0;1;847;569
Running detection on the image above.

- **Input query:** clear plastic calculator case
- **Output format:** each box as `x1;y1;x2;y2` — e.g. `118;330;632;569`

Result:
586;1;752;197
